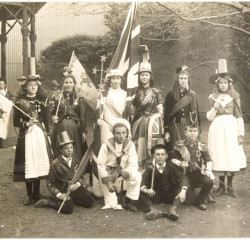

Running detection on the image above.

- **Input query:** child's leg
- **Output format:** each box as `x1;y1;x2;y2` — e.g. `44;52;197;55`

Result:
33;179;41;201
71;186;94;208
227;175;236;198
23;182;33;205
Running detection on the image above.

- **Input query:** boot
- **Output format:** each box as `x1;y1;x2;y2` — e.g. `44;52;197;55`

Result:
145;207;164;221
122;197;138;212
166;198;180;221
24;182;33;205
227;176;236;198
34;198;51;208
198;203;207;210
214;176;226;196
23;195;33;206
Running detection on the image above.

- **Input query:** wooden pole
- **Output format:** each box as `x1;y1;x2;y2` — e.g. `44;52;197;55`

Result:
1;12;7;80
29;12;36;58
21;5;29;76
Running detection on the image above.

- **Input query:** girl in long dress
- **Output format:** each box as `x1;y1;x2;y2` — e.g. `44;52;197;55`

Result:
131;62;164;169
13;76;52;205
51;72;87;159
164;66;200;150
207;59;246;198
97;69;129;143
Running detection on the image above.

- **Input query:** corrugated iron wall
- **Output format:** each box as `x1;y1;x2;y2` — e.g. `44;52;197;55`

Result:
149;26;246;113
2;2;108;140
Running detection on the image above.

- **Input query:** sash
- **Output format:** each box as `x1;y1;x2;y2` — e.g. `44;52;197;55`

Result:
170;91;197;116
141;89;153;107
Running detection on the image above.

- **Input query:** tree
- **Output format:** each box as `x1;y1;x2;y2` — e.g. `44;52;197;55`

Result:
38;34;114;87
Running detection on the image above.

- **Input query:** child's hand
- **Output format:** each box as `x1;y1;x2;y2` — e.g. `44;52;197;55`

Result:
175;188;187;203
69;183;80;192
121;170;129;180
164;132;171;142
142;188;155;197
59;193;70;201
26;118;38;127
52;115;58;123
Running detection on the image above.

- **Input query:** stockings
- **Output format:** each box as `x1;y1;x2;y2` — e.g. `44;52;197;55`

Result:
25;180;40;197
218;175;234;189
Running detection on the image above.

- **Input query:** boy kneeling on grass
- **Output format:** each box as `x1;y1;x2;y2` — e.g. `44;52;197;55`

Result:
35;131;94;214
173;124;215;211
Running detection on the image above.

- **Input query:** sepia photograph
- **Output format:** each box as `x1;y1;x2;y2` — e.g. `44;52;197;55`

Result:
0;1;249;238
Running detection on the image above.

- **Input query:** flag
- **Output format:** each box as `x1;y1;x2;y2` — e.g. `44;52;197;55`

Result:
109;2;140;97
90;2;140;197
0;93;13;139
68;51;98;110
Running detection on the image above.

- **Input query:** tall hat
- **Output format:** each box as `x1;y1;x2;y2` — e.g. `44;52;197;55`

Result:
57;131;74;148
210;59;237;84
139;61;152;73
17;57;44;85
176;65;189;74
106;69;122;79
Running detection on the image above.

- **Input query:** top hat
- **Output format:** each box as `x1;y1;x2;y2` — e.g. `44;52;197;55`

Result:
106;69;122;79
50;80;60;87
210;59;237;84
176;65;189;74
57;131;74;148
139;62;152;73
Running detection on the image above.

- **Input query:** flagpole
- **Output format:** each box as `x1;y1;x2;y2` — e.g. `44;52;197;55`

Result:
0;93;32;119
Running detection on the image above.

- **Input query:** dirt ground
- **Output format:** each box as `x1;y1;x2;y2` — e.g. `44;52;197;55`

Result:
1;120;250;238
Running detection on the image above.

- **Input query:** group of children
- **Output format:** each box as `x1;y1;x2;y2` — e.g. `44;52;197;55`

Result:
6;58;246;221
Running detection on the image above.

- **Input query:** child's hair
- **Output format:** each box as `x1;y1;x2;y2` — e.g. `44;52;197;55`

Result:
112;123;129;136
172;70;190;101
16;81;47;100
184;125;199;132
138;71;154;87
59;142;74;152
213;76;239;99
151;144;168;155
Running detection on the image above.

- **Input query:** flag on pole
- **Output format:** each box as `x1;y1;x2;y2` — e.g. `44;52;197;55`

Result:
90;2;140;197
68;52;98;110
108;1;140;97
0;93;13;139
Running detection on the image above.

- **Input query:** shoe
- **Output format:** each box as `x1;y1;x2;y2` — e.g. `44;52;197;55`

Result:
33;194;43;203
198;204;207;210
122;198;138;212
34;198;51;208
227;187;236;198
145;208;164;221
23;195;33;206
166;206;179;221
214;187;226;196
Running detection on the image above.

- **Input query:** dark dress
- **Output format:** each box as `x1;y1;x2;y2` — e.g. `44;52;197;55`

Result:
50;91;87;159
164;88;200;150
13;95;52;182
131;87;164;167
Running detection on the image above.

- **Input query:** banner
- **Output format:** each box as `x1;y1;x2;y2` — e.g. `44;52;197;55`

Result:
0;93;13;139
68;52;98;110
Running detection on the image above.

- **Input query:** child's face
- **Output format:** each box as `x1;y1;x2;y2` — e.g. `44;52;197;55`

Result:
218;78;229;92
26;80;38;95
185;127;199;142
113;126;127;144
153;149;168;166
60;143;74;158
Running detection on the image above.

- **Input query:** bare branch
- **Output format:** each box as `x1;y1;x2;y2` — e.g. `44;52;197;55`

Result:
156;2;250;36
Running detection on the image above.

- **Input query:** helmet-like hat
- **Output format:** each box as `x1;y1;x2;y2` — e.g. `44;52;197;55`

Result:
139;62;152;73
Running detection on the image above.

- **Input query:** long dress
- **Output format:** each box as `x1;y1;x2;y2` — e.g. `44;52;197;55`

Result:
100;87;127;143
50;90;87;160
164;88;200;150
13;95;52;182
131;86;164;167
207;93;246;176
